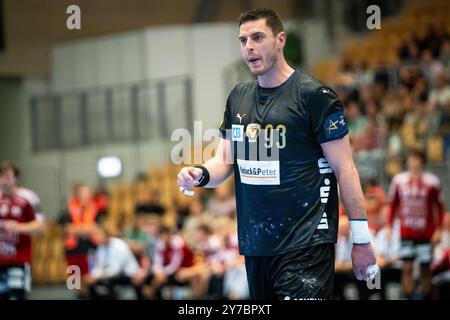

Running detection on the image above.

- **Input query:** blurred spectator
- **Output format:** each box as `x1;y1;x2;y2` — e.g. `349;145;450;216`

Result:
182;200;213;248
143;227;194;299
93;185;109;218
223;255;249;300
176;224;222;298
58;183;101;299
429;73;450;109
135;189;166;216
85;222;141;299
205;183;236;219
420;49;444;88
381;89;403;122
139;214;161;266
440;40;450;71
345;101;368;152
122;213;148;260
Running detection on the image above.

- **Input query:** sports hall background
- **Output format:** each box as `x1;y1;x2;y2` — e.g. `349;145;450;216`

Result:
0;0;449;299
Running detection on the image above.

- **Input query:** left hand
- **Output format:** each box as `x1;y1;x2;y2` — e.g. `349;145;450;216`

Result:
3;220;21;233
351;243;378;281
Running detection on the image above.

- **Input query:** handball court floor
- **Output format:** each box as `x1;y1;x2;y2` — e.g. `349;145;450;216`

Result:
28;284;403;300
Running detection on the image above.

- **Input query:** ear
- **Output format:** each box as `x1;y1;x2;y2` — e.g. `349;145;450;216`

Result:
277;31;287;49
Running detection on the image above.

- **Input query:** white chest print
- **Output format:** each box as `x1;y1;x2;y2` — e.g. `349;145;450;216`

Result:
0;204;8;217
11;205;22;217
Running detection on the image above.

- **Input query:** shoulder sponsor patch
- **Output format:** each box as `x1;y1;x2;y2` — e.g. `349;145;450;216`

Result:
322;111;347;140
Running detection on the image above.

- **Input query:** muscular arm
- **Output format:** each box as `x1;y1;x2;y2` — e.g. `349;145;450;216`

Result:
17;220;45;235
202;138;234;188
321;135;367;220
321;135;377;280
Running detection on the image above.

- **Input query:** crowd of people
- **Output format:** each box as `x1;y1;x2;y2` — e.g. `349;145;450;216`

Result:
331;22;450;182
55;180;247;300
2;154;448;300
330;21;450;300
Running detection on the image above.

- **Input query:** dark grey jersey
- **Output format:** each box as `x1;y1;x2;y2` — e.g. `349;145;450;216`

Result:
219;70;348;256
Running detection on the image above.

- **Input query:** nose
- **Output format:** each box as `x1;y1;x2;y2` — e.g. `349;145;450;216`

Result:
245;38;254;52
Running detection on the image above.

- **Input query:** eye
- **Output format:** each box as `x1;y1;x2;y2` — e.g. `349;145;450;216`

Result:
239;38;246;45
253;34;263;41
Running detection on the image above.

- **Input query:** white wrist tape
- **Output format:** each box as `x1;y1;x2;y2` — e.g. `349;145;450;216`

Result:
350;219;371;244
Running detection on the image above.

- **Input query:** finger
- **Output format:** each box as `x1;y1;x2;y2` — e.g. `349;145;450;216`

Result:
188;167;203;180
179;171;194;186
354;267;365;281
180;177;200;189
178;174;194;189
355;272;363;281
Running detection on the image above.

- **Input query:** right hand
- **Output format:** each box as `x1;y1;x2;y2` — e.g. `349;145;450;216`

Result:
351;243;378;281
177;167;203;193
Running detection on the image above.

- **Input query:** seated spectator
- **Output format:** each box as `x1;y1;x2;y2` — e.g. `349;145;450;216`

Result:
175;224;222;298
141;227;194;299
223;255;249;300
421;49;444;88
345;101;368;152
382;89;403;123
206;183;236;219
440;40;450;71
122;214;148;260
182;200;213;248
139;214;161;266
135;189;166;216
429;73;450;109
85;222;141;300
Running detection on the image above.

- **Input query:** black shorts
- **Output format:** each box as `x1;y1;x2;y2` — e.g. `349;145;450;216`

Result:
245;243;335;300
0;264;31;300
400;239;433;264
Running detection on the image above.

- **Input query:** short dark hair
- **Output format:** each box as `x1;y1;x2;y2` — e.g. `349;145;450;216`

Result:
238;8;284;36
197;223;212;235
0;161;20;178
407;149;427;164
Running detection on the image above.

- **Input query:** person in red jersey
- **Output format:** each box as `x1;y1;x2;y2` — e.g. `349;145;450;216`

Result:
0;161;42;300
387;150;447;299
140;226;194;299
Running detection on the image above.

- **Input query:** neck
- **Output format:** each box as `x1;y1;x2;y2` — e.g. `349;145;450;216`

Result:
410;169;422;177
1;189;14;197
257;57;294;88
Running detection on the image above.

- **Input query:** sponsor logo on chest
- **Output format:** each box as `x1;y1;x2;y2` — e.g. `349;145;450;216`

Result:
237;159;280;185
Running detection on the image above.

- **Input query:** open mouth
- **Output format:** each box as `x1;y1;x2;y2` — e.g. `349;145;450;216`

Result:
248;57;261;65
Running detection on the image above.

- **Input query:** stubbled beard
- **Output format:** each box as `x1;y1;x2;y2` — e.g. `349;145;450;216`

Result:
249;54;278;76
